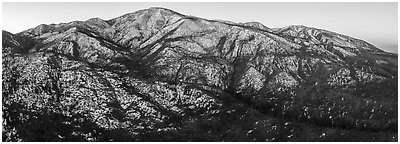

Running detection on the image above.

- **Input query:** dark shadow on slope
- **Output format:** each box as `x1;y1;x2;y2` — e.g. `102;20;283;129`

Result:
2;102;136;142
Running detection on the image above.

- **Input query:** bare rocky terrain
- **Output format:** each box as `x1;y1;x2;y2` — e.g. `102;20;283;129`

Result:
2;7;397;141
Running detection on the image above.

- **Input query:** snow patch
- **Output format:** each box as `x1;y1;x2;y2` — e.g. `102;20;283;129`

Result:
333;46;357;57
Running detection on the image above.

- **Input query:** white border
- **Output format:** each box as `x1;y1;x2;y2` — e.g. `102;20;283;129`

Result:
0;0;398;143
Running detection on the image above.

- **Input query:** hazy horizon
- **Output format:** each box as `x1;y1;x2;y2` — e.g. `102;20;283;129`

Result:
2;2;398;53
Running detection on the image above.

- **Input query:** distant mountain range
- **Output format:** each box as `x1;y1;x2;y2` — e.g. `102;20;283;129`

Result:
2;7;397;142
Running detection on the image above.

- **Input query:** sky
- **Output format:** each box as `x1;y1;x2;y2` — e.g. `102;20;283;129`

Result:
2;2;398;53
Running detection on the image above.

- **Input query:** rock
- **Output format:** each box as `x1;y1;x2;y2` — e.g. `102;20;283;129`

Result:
2;7;397;142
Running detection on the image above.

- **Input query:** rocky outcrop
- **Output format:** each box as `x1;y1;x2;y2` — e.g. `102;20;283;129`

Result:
2;7;397;142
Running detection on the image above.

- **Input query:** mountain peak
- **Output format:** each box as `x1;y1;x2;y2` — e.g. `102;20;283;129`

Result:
241;21;271;31
2;7;397;142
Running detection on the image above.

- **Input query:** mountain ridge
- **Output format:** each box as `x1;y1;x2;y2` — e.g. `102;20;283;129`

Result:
2;7;397;142
11;7;394;55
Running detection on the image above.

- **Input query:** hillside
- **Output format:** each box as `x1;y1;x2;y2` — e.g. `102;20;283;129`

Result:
2;7;397;142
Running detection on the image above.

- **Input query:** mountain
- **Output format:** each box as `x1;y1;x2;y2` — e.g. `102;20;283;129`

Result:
2;7;397;142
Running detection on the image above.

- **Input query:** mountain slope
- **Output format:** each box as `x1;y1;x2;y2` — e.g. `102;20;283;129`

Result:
2;7;397;142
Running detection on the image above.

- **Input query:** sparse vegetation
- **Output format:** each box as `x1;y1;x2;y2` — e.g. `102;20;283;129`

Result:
2;7;397;142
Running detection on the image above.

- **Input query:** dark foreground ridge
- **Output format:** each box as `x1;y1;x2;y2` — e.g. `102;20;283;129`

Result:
2;7;397;142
